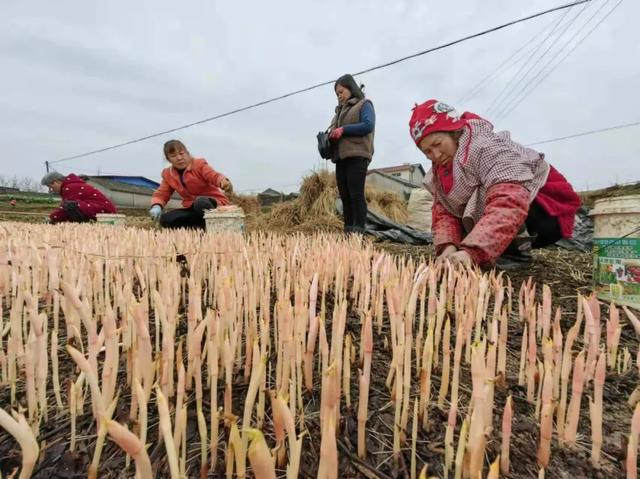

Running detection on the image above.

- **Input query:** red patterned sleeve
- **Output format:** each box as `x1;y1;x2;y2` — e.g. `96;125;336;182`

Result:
460;183;529;265
49;206;67;224
432;199;463;255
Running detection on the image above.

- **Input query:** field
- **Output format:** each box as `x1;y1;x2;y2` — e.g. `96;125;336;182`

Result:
0;221;638;479
0;179;639;478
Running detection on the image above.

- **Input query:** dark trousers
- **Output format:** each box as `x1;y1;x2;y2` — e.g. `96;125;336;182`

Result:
62;201;91;223
336;157;368;230
502;201;562;258
159;196;217;229
526;201;563;248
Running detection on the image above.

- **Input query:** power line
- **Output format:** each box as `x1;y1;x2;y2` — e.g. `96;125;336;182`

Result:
491;1;593;120
525;120;640;146
49;0;591;166
455;15;559;105
485;5;576;118
499;0;623;121
248;120;640;192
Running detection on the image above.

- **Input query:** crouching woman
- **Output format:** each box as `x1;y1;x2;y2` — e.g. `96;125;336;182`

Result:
408;99;580;267
150;140;232;229
41;172;117;224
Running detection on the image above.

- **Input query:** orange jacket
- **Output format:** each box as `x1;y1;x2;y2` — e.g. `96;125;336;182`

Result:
151;158;230;208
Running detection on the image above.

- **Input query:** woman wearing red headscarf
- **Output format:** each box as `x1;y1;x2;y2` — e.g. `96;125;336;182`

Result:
409;99;580;267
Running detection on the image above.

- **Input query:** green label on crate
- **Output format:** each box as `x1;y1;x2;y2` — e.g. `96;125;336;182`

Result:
593;238;640;305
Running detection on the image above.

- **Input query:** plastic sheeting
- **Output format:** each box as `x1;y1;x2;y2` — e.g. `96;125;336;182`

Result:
336;200;593;250
557;207;593;252
336;199;432;245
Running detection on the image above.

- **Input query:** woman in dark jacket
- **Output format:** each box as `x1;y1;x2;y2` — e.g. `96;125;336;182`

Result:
328;74;375;235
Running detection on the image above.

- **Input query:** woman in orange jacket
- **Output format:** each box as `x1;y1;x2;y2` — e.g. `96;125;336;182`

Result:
150;140;232;229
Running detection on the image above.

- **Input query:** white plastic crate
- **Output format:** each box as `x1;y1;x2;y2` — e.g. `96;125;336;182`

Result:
204;207;245;234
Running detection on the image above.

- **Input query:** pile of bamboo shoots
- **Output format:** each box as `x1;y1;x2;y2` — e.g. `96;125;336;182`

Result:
0;222;638;478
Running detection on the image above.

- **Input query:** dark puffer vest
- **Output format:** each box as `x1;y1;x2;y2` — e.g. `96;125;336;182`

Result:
330;98;375;161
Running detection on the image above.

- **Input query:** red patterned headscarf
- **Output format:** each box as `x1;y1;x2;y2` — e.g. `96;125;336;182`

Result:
408;99;467;147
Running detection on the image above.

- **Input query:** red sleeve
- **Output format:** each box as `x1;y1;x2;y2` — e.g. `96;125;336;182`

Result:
49;206;66;224
151;173;174;208
199;160;226;188
432;199;463;255
460;183;529;265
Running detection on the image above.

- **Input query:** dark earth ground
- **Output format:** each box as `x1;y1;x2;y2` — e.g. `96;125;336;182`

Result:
0;207;638;477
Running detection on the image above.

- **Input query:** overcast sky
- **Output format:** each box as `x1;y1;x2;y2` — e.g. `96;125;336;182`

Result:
1;0;638;193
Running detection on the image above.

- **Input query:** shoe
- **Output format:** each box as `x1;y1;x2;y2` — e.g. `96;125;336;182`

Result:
495;229;535;270
503;236;534;256
495;254;532;271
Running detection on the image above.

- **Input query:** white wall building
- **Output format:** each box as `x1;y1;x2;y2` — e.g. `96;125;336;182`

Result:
86;176;182;209
368;163;426;186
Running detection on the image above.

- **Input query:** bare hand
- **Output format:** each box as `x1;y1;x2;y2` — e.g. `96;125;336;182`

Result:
447;250;473;267
440;245;458;258
436;245;458;265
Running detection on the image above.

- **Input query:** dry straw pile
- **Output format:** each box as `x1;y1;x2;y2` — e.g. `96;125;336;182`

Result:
255;171;408;232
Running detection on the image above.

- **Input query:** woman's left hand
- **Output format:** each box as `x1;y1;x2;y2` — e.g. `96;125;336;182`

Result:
447;250;473;267
220;178;233;193
329;127;344;140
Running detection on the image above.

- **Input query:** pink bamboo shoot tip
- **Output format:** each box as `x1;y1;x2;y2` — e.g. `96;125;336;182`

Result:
0;408;39;479
106;419;153;479
627;402;640;479
501;395;513;475
623;306;640;337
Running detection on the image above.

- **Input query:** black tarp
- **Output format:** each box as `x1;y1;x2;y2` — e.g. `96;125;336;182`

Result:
336;200;594;250
557;207;593;252
336;199;432;245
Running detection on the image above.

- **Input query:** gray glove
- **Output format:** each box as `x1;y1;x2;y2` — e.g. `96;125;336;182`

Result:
149;204;162;221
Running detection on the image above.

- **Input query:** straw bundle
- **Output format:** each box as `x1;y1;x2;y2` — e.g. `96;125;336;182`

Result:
228;193;261;216
255;171;408;232
366;189;409;224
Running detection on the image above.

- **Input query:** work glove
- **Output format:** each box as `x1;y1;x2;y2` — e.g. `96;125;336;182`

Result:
220;178;233;193
329;127;344;141
149;204;162;221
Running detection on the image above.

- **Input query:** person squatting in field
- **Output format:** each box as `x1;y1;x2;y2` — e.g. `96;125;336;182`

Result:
409;99;581;268
149;140;233;229
328;74;376;236
41;171;117;224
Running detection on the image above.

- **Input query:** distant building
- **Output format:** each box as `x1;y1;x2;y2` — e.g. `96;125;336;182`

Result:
85;175;182;209
257;188;298;206
366;169;423;201
368;163;426;186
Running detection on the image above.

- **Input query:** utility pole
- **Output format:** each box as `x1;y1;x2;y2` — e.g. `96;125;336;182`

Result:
45;161;50;173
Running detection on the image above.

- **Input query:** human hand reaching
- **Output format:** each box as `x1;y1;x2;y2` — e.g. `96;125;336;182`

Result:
220;178;233;193
149;204;162;221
